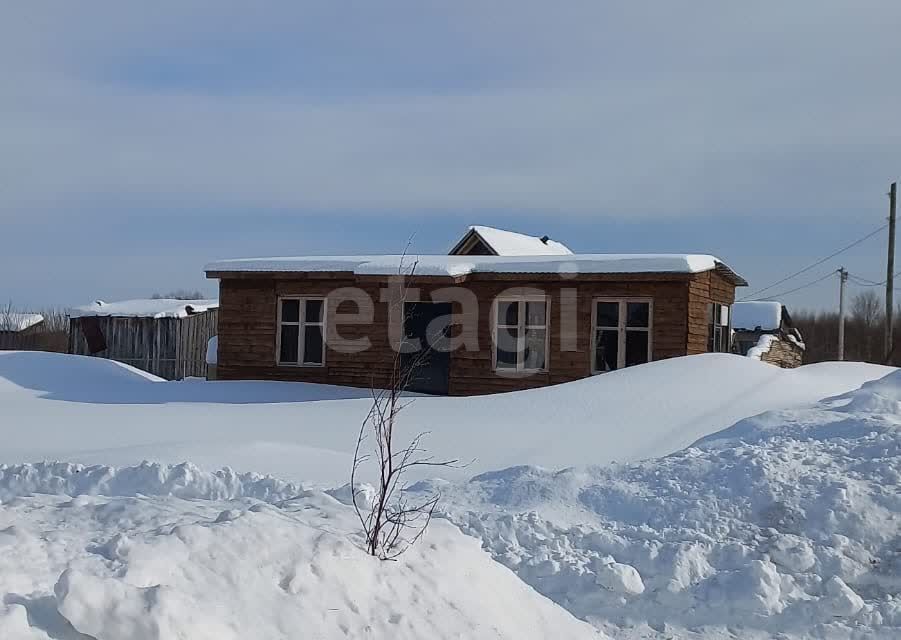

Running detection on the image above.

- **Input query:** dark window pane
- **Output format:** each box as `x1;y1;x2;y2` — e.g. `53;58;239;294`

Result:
626;302;649;328
279;324;299;363
303;325;324;364
498;301;519;326
496;326;519;368
596;302;619;328
595;329;618;372
709;324;723;353
719;326;731;353
625;330;649;367
281;299;300;323
305;299;323;323
525;301;546;327
524;328;546;370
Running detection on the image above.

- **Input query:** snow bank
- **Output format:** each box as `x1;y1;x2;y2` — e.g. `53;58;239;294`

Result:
1;351;894;485
733;301;783;331
205;335;218;365
0;461;303;503
747;333;779;360
414;368;901;638
0;491;603;639
69;298;218;319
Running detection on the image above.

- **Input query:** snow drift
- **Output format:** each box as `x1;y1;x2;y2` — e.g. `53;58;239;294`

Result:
0;491;603;640
1;351;894;485
413;369;901;638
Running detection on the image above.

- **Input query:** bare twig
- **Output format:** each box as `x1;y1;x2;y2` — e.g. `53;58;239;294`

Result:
349;248;461;559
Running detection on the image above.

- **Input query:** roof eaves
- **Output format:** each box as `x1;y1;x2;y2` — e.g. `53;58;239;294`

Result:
714;261;748;287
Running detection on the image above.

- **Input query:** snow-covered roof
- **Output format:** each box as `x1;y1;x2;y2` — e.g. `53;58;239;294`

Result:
205;254;746;283
732;301;784;331
0;313;44;332
70;299;218;319
450;226;573;256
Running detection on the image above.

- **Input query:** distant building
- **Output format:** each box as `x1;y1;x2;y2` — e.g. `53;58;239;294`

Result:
732;301;805;368
449;226;573;256
0;313;45;350
68;299;218;380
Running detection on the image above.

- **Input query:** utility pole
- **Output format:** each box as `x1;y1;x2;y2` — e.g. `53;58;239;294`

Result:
838;267;848;361
886;182;897;363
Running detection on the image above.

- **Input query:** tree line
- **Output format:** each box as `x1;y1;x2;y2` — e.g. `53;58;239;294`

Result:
792;290;900;365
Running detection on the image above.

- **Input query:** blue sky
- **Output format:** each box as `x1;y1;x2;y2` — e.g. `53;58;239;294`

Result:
2;1;900;309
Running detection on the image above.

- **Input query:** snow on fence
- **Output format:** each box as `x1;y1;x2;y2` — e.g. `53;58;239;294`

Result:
68;308;218;380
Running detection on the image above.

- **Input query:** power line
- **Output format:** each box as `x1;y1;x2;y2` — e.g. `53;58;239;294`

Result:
738;223;888;301
759;269;840;301
847;269;901;288
848;274;883;287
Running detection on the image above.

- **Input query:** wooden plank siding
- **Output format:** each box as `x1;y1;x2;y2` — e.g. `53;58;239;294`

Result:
686;271;737;354
213;271;735;396
68;310;218;380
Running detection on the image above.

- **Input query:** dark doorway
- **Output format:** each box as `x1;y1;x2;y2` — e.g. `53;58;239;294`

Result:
401;302;452;395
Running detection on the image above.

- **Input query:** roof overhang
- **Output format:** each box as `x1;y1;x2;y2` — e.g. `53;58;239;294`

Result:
714;262;748;287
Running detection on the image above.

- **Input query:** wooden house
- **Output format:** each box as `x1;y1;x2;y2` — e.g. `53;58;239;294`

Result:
205;248;747;395
732;301;805;368
68;299;219;380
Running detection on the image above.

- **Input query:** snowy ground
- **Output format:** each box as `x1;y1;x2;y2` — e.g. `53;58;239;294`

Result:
418;372;901;638
1;351;900;638
1;350;892;484
0;491;601;639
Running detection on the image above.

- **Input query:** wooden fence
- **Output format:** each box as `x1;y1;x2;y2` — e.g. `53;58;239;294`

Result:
68;309;218;380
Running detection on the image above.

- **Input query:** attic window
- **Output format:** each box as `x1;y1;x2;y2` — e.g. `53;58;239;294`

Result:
456;236;495;255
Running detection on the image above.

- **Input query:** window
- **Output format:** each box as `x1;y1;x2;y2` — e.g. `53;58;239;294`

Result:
708;303;731;353
591;299;652;372
493;297;548;372
278;297;326;366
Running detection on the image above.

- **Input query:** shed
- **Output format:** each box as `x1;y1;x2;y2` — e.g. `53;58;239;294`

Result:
0;313;45;350
68;299;219;380
449;226;573;256
732;301;805;368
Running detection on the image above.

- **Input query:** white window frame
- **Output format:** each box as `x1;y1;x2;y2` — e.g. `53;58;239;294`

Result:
491;296;550;373
708;303;731;353
590;298;654;373
276;296;327;367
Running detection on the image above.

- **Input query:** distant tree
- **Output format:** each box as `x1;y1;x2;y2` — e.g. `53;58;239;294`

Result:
850;291;883;362
151;290;206;300
793;290;891;364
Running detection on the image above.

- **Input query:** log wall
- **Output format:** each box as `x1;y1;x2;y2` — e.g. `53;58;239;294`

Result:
214;272;731;395
686;271;737;354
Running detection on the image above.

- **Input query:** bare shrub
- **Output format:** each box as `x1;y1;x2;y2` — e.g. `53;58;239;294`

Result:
350;256;460;560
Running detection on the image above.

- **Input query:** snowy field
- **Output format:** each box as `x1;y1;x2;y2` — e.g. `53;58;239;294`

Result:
1;350;900;638
1;350;892;484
